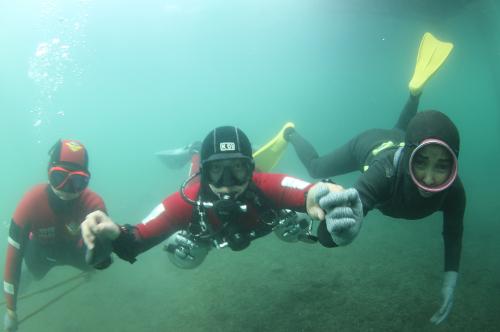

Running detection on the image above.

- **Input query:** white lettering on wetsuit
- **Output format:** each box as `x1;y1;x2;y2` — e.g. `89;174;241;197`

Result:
37;227;55;240
281;176;310;190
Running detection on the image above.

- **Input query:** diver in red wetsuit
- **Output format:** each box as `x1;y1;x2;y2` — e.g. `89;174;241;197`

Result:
81;126;363;272
153;139;318;259
3;140;111;332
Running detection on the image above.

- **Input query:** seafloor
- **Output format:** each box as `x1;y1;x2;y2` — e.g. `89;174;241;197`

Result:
13;208;500;332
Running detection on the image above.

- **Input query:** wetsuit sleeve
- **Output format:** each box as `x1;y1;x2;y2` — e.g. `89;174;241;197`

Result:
3;191;35;310
252;173;312;211
353;161;392;215
82;190;107;215
111;189;194;263
441;179;465;272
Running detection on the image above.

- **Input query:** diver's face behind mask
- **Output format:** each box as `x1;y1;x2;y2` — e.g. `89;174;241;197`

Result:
409;139;458;196
205;158;252;197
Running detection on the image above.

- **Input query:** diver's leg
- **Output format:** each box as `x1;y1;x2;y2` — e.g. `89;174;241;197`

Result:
287;127;404;178
23;239;53;280
286;130;359;179
393;94;420;132
155;141;202;170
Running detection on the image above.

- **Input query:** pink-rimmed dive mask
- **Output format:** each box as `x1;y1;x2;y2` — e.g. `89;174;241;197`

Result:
408;138;458;193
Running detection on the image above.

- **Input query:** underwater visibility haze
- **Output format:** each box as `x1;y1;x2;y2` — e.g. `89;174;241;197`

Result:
0;0;499;331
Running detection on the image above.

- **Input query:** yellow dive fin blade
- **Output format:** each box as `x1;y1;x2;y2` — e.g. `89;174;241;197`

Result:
253;122;295;172
409;32;454;96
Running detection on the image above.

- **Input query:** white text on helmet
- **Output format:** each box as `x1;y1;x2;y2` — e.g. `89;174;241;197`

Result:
220;142;236;151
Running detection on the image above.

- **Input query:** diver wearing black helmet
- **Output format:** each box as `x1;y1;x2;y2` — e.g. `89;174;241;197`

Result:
152;128;320;269
81;126;365;272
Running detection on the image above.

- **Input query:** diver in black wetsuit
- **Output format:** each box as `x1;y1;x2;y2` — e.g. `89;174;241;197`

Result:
285;90;465;325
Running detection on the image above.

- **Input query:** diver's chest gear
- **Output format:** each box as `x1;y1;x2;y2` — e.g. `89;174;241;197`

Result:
166;174;311;269
212;194;248;221
163;198;256;269
191;193;255;252
164;206;317;269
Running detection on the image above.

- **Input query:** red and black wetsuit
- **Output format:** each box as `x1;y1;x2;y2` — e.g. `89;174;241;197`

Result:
112;173;312;263
3;184;106;310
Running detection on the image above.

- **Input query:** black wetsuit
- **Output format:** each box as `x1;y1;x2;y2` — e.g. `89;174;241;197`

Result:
288;95;465;272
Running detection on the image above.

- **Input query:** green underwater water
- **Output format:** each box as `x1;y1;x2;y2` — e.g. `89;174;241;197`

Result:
0;0;499;331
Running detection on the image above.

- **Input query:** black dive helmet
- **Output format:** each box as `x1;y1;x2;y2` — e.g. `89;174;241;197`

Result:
199;126;255;188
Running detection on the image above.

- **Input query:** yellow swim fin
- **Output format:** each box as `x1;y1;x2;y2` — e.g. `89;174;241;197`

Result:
253;122;295;172
408;32;454;96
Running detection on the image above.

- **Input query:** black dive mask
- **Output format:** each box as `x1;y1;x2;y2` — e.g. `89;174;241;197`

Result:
203;158;253;188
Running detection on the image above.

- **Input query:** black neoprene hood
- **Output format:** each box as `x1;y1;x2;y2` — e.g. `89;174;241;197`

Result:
405;110;460;157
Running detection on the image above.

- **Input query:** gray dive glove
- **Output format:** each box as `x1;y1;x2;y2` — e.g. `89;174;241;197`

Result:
430;271;458;325
317;188;364;246
4;310;17;332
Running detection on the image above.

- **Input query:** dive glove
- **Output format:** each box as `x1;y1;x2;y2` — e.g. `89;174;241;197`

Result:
4;309;18;332
317;188;363;246
430;271;458;325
